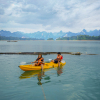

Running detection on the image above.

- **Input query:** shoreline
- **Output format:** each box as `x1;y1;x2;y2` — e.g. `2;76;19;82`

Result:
0;40;100;41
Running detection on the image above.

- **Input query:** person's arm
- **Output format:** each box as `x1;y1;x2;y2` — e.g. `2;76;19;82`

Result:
55;58;60;61
57;56;62;61
54;58;58;60
31;58;38;63
31;61;36;63
39;58;44;63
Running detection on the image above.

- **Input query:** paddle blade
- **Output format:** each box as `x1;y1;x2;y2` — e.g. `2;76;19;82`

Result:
61;60;65;63
20;62;26;65
49;59;52;61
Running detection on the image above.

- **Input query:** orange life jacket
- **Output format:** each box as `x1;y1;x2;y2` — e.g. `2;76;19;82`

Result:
57;55;63;61
37;57;44;65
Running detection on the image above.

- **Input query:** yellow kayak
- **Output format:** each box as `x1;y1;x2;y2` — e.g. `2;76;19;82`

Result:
19;61;66;71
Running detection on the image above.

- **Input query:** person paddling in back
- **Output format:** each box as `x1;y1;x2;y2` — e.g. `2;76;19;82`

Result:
51;52;63;66
31;54;44;70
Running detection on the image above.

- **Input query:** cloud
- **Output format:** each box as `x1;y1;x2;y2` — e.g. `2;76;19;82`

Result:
0;0;100;33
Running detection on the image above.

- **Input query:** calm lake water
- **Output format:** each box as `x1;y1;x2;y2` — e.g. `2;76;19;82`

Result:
0;41;100;100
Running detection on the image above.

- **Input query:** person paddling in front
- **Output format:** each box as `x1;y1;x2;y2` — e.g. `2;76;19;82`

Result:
31;54;44;70
51;52;63;66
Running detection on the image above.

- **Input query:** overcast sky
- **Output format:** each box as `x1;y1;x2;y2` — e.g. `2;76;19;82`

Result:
0;0;100;33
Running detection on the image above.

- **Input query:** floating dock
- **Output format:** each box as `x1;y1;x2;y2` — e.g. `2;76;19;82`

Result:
0;52;98;55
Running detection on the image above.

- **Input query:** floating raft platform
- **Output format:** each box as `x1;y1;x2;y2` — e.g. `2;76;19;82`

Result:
7;40;18;42
0;52;72;55
0;52;98;55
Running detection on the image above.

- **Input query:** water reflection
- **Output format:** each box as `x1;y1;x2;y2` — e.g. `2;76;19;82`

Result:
19;70;42;79
37;71;45;85
57;66;63;76
19;69;51;85
37;71;51;85
19;65;64;85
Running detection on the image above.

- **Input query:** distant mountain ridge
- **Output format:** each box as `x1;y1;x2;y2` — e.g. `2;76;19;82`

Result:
0;29;100;40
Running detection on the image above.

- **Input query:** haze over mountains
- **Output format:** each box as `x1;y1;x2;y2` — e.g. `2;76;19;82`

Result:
0;29;100;40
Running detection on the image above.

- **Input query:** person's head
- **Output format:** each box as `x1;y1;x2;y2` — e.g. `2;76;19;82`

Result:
38;54;42;58
57;52;61;56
